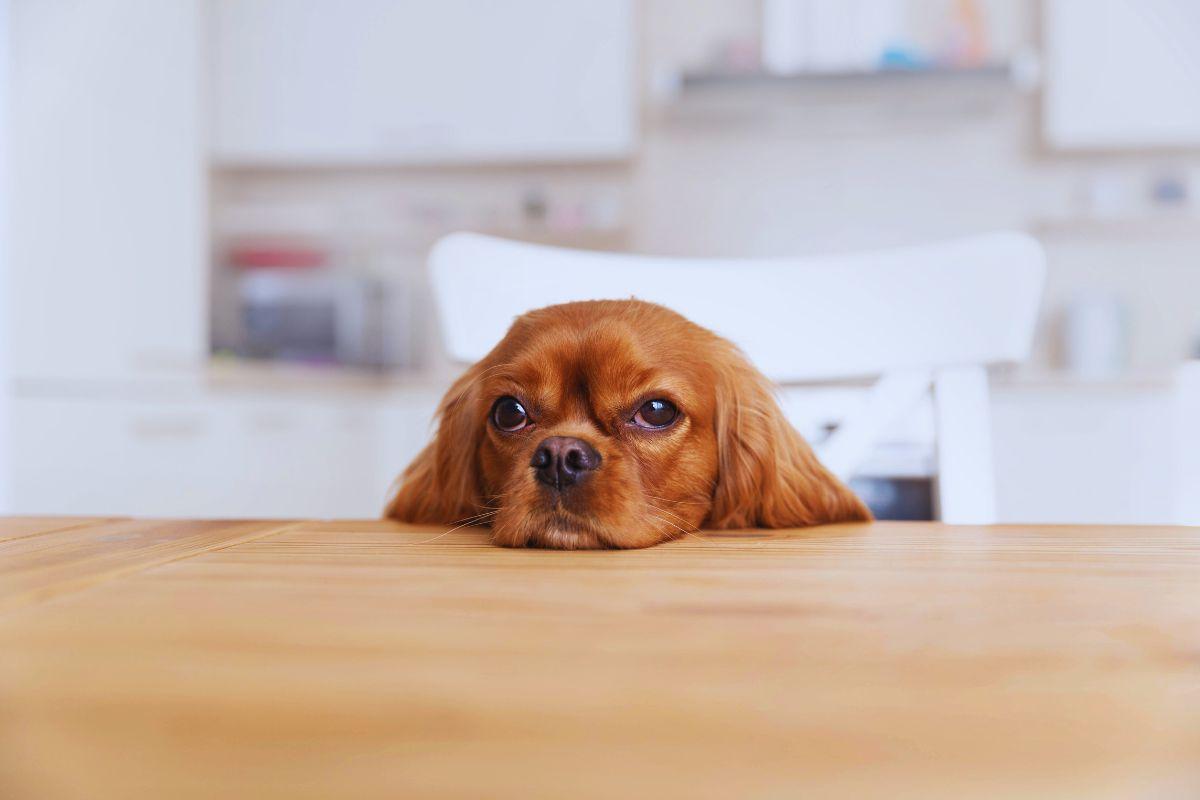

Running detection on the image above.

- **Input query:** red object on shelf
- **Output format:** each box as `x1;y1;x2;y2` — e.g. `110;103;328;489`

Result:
228;245;328;270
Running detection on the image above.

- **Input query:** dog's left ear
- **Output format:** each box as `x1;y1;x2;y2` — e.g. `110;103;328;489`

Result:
385;363;486;523
706;345;872;529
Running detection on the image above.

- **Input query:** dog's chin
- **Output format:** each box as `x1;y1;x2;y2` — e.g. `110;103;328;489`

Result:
492;504;681;550
506;509;611;550
488;479;689;549
527;524;607;550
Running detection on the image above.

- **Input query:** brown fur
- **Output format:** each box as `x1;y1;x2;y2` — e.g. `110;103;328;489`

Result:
386;300;871;549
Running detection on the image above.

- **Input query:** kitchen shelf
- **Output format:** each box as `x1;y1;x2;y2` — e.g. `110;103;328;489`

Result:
993;369;1179;392
678;64;1015;91
1032;216;1200;238
203;357;454;396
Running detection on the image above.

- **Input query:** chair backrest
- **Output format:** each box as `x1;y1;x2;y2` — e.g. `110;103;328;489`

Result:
430;231;1045;382
428;231;1046;524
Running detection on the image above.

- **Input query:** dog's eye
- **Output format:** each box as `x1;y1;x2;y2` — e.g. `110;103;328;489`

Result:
633;399;678;429
491;397;529;432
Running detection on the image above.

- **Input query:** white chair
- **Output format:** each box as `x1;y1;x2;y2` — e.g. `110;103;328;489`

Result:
428;232;1045;524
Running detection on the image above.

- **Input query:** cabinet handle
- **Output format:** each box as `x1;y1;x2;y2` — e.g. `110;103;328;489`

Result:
129;416;206;440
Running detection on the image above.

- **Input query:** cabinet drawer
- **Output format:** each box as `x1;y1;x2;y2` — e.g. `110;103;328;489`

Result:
10;396;384;517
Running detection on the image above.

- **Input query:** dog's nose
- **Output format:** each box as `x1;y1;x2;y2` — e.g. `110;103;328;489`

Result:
530;436;601;490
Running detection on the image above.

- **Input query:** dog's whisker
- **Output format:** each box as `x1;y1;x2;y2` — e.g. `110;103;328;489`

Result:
648;515;709;544
646;509;709;543
646;502;698;528
453;509;501;524
646;504;707;537
643;493;708;507
407;510;498;546
648;505;691;527
447;511;500;530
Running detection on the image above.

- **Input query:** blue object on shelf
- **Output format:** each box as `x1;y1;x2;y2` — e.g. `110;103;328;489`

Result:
878;46;928;71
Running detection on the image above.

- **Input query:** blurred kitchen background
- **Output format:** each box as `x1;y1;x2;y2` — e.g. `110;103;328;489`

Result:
2;0;1198;523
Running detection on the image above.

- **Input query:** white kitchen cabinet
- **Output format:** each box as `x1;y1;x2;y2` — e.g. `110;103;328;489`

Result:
1175;363;1200;525
9;385;443;519
209;0;635;165
991;378;1184;524
6;0;206;381
1044;0;1200;149
0;0;12;512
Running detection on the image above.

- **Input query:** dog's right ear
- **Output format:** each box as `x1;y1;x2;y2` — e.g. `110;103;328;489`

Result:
706;342;872;529
385;363;486;523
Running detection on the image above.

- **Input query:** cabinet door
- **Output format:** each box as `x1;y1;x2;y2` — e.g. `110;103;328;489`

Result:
1175;364;1200;525
11;397;219;516
992;387;1175;524
10;395;385;518
210;0;635;164
1044;0;1200;148
7;0;206;381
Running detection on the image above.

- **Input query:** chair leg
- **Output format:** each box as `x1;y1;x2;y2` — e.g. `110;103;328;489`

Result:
933;366;997;524
816;370;932;481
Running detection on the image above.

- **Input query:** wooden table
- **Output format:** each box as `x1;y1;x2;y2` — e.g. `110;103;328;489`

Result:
2;518;1198;799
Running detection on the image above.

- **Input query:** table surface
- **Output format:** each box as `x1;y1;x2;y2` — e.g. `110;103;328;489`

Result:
2;517;1198;799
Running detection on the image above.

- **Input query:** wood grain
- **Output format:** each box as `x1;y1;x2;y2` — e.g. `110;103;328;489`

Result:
1;519;1199;799
0;516;119;544
0;517;296;611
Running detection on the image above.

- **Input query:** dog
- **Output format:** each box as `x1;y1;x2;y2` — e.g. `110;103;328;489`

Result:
386;299;871;549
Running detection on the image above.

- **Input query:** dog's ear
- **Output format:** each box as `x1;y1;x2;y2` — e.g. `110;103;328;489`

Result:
385;363;486;523
706;344;872;529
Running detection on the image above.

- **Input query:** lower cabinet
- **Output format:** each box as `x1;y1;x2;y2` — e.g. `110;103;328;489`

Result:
10;388;441;518
991;377;1186;525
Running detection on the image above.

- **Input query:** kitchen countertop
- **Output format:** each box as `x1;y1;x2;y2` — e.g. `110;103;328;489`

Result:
2;517;1199;798
16;360;1198;402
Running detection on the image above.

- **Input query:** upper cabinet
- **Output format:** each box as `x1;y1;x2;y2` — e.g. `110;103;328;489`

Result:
209;0;636;165
7;0;207;382
1044;0;1200;149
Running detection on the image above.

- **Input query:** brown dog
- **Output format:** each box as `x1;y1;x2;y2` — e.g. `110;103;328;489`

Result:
386;300;871;548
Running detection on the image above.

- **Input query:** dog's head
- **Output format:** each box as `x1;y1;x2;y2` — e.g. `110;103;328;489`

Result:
387;300;870;548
